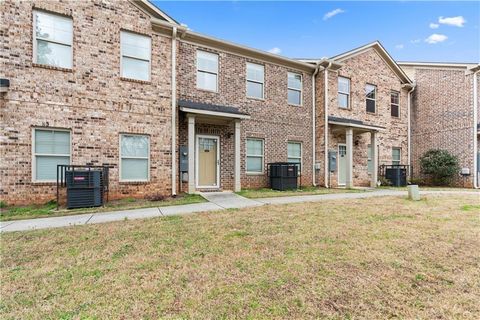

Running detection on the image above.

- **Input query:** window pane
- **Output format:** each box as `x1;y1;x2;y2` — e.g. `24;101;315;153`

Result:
121;135;149;157
247;81;263;98
391;91;399;104
288;142;301;158
36;155;70;181
197;51;218;73
35;11;72;45
365;84;376;99
197;71;217;91
391;104;399;117
35;130;70;155
392;148;401;160
366;99;376;113
247;63;264;82
121;31;151;60
288;73;302;90
288;89;301;105
247;139;263;156
36;40;72;69
121;158;148;180
338;93;349;108
247;157;262;172
338;77;350;93
122;57;149;81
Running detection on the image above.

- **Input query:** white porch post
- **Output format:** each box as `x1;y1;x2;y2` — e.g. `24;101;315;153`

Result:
370;131;378;188
234;120;241;192
346;127;354;188
187;115;195;194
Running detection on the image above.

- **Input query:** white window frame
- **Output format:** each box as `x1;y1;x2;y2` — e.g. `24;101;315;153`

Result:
120;30;152;81
32;10;73;69
392;147;401;166
391;90;400;118
365;84;377;113
246;138;264;174
196;50;219;92
32;128;72;183
367;144;373;174
287;72;303;106
246;62;265;99
287;141;302;174
338;76;350;109
119;134;150;182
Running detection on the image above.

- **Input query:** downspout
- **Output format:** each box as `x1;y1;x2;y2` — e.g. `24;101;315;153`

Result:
407;84;415;178
312;62;320;187
171;26;177;196
324;62;332;188
473;70;479;188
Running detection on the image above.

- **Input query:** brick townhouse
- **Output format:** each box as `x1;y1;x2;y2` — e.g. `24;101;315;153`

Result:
399;62;480;188
0;0;478;205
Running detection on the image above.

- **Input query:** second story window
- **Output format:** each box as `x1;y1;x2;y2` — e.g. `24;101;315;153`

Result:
288;72;302;105
33;10;73;69
121;31;151;81
391;91;400;117
365;84;376;113
246;62;264;99
338;77;350;109
197;50;218;91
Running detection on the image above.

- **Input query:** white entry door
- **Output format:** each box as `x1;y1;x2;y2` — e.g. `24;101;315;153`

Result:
338;144;347;186
196;135;220;188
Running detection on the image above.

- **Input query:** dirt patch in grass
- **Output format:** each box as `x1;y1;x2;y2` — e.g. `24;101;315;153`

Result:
1;195;479;319
0;194;206;221
236;186;365;199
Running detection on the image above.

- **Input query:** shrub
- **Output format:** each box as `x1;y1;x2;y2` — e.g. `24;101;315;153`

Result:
420;149;459;186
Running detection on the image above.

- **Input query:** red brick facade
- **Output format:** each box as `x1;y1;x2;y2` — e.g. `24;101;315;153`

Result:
1;1;477;205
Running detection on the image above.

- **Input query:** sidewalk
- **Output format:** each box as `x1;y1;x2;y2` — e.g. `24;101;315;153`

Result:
1;189;477;233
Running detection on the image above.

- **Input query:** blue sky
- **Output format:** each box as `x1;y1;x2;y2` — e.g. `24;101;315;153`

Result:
154;1;479;63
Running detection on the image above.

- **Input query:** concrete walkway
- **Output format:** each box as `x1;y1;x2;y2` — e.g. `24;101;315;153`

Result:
1;189;477;233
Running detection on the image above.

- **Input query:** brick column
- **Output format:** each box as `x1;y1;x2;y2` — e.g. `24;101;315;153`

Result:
187;115;195;194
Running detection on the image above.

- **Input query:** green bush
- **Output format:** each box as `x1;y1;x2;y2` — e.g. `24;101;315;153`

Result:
420;149;459;186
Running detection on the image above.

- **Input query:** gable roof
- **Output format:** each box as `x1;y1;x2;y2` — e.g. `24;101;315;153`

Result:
330;41;412;84
132;0;179;25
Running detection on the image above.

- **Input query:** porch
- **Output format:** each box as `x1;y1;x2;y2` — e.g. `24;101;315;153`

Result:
178;100;250;194
328;116;385;188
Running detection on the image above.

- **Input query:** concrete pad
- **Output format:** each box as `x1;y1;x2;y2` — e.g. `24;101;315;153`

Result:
0;214;92;233
200;191;263;209
161;202;223;216
87;207;163;224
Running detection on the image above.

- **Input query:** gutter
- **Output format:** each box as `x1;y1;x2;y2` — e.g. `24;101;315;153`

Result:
473;69;479;188
311;62;321;186
323;62;332;188
171;26;177;196
407;83;416;177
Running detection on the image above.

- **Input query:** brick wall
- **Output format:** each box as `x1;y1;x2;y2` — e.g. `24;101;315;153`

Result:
409;67;478;187
0;0;173;205
176;41;314;189
315;49;409;187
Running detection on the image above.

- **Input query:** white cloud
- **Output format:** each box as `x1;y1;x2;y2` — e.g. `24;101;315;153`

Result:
268;47;282;55
410;39;421;44
438;16;466;27
429;23;439;29
395;44;404;50
425;33;448;44
323;8;345;20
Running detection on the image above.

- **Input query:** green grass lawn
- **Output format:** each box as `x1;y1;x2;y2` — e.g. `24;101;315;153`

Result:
0;194;206;222
236;186;366;199
2;194;479;319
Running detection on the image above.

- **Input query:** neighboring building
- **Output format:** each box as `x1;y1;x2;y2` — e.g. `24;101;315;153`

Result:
0;1;478;206
399;62;480;188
